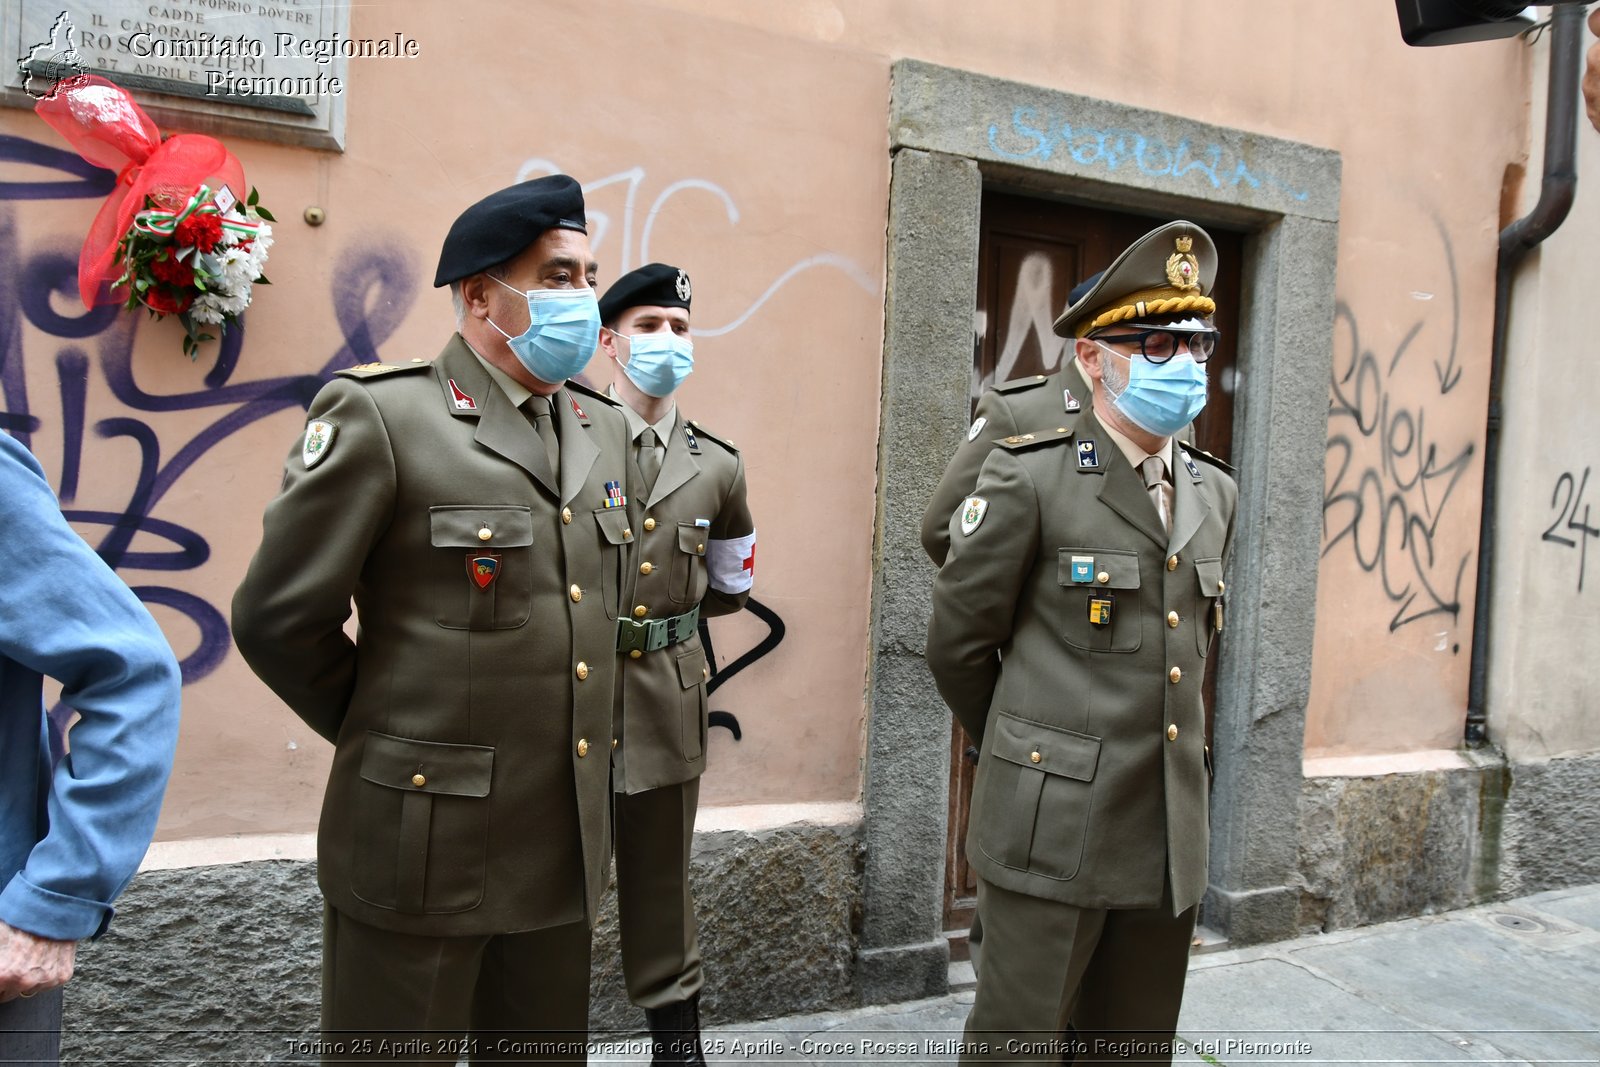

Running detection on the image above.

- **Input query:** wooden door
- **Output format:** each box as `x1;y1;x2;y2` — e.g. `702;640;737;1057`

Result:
944;192;1243;946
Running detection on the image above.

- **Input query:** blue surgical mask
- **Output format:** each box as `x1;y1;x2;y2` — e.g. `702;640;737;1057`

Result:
615;330;694;398
1096;341;1208;437
487;278;600;384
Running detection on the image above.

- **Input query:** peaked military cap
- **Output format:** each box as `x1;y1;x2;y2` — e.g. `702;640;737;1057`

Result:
433;175;588;288
598;262;692;325
1053;221;1219;338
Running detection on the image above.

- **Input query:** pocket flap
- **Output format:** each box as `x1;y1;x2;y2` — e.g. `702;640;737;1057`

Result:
1058;547;1141;590
430;505;533;548
990;713;1101;781
676;644;707;689
1194;557;1224;597
677;522;707;556
360;732;495;797
593;507;634;545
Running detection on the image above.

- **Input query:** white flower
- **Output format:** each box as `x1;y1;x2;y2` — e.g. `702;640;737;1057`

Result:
188;298;226;325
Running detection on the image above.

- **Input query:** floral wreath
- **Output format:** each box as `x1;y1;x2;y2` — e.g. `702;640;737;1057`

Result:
35;74;275;358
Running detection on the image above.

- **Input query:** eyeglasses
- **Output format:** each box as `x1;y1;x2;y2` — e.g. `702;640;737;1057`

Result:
1091;328;1219;364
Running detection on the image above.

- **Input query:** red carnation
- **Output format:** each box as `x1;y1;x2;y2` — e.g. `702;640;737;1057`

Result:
144;287;193;315
150;252;194;287
174;211;223;253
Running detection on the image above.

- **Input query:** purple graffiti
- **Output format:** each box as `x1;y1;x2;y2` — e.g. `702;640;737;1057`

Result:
1;134;419;702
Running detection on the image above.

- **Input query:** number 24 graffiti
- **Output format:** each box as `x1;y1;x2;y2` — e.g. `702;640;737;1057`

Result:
1543;466;1600;592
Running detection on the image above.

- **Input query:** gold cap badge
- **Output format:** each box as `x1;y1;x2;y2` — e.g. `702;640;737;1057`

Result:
1166;236;1200;292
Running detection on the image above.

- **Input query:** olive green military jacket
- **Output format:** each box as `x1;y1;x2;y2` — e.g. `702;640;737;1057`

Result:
920;362;1094;567
614;413;753;794
925;408;1236;915
232;335;634;937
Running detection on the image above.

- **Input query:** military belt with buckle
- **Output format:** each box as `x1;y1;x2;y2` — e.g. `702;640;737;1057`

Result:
616;606;701;654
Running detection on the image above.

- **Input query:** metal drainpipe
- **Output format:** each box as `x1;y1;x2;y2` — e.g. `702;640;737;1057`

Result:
1466;4;1584;744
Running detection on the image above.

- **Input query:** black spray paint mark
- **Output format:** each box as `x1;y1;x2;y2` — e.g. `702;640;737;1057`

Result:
698;597;787;739
1542;466;1600;592
1323;299;1475;635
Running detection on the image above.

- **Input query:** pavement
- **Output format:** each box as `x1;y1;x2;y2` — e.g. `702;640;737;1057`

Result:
594;883;1600;1065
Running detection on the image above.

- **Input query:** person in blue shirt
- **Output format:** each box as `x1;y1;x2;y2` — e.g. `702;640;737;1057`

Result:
0;432;182;1063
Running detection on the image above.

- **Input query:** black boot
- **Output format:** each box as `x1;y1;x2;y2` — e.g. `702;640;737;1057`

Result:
645;993;707;1066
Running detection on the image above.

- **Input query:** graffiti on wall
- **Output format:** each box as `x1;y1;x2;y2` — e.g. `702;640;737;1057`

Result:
1322;219;1475;638
3;137;807;741
986;107;1311;203
1542;467;1600;592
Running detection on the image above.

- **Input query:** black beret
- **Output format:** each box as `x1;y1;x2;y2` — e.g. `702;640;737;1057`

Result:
1067;270;1104;309
599;262;692;325
432;175;587;288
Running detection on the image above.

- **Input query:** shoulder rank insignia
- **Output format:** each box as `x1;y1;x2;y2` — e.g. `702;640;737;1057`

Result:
684;423;699;451
967;415;988;442
994;373;1051;395
1004;433;1035;445
334;361;430;381
687;419;738;453
302;419;336;469
960;496;988;536
1180;449;1203;480
1186;444;1235;473
1077;439;1101;469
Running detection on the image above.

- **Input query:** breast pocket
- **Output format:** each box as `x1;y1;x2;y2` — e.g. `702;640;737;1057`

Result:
594;506;635;620
1194;556;1224;657
977;712;1101;882
1058;547;1142;653
430;505;533;630
669;522;710;606
676;643;708;762
351;731;495;915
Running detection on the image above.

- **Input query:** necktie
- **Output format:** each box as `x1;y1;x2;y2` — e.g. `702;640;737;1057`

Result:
1140;455;1170;534
637;427;662;496
528;396;559;473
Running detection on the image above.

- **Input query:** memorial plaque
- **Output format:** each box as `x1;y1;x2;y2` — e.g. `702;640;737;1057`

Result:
3;0;369;150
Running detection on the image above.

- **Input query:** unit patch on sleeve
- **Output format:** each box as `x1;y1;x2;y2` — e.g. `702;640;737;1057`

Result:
960;496;988;536
302;420;336;469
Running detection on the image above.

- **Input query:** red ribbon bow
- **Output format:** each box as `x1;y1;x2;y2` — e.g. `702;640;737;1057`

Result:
34;74;246;307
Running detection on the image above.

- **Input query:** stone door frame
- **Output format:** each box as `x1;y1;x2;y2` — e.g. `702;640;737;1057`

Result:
858;59;1343;1004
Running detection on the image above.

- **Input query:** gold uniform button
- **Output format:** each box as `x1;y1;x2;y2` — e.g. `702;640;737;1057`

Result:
1169;666;1183;684
577;739;589;757
561;507;572;525
697;544;705;554
575;662;589;681
478;527;492;542
624;529;632;539
634;605;648;619
1167;611;1180;628
612;738;619;750
1096;571;1110;584
1035;374;1046;381
1030;751;1042;764
702;665;710;681
570;585;583;603
1167;724;1179;742
640;562;653;575
629;649;642;660
644;517;657;532
411;773;427;788
1167;555;1179;572
1218;580;1226;593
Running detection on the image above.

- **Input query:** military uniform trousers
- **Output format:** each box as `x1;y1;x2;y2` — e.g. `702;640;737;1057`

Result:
321;905;590;1065
613;779;703;1007
961;880;1196;1066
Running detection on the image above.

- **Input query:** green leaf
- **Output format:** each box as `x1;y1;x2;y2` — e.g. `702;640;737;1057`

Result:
247;187;259;207
253;206;276;222
255;274;272;285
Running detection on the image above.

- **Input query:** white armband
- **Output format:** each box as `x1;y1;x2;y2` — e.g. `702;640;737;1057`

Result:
707;530;756;594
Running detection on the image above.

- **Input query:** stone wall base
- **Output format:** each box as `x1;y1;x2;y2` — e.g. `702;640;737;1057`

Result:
62;820;861;1064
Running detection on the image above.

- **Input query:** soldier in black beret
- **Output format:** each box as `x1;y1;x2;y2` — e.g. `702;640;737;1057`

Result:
234;174;634;1063
594;263;754;1065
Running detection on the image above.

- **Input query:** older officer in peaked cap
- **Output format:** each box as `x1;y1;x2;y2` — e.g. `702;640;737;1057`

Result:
233;175;633;1064
595;263;753;1066
926;221;1237;1064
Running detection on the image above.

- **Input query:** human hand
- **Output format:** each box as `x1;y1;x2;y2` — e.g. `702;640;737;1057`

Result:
0;920;76;1002
1585;7;1600;135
